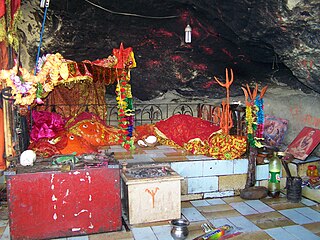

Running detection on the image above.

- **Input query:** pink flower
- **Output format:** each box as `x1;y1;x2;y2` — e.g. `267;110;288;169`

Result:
35;98;44;104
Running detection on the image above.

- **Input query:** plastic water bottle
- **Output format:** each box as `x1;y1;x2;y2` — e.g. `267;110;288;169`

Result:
268;152;281;198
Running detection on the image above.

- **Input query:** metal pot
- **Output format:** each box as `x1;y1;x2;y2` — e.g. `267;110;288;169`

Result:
170;218;190;240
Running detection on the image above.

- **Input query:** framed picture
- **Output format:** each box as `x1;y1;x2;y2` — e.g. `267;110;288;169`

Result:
286;127;320;160
263;115;289;147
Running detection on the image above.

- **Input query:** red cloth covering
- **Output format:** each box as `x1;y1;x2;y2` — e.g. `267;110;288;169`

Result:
66;112;121;147
134;124;155;141
28;138;62;158
155;114;221;147
0;0;5;18
10;0;20;20
29;111;121;157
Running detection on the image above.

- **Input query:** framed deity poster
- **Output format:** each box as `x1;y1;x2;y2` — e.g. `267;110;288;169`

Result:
286;127;320;160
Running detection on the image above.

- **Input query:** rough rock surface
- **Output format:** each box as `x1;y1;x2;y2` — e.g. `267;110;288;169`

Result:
18;0;319;100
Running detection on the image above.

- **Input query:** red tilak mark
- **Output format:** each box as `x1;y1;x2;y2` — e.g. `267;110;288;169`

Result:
146;60;161;68
222;48;233;59
303;114;320;128
180;11;190;22
192;27;201;39
171;55;184;62
301;59;313;80
136;39;158;48
203;80;216;89
200;46;214;55
188;63;207;71
152;28;174;37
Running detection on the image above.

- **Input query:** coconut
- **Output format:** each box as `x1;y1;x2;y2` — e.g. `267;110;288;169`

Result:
20;150;37;166
137;139;148;147
144;135;157;146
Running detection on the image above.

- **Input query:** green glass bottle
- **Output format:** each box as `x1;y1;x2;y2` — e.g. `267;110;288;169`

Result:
268;152;281;198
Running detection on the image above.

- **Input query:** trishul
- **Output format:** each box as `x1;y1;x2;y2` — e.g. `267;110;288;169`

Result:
241;83;268;106
214;68;234;135
145;187;159;208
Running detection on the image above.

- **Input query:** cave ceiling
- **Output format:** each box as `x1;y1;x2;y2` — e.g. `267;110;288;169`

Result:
19;0;320;100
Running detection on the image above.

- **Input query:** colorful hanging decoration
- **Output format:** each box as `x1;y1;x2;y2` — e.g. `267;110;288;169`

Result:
241;84;268;147
113;43;136;151
0;53;119;105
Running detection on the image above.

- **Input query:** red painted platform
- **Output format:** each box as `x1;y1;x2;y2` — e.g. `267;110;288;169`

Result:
7;166;122;240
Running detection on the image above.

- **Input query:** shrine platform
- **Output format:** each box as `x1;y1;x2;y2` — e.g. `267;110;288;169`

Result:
108;144;253;200
108;144;320;202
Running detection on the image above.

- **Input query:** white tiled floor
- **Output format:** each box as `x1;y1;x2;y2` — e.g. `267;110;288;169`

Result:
229;202;259;215
181;207;207;222
244;200;275;213
282;225;320;240
279;208;317;224
227;216;261;233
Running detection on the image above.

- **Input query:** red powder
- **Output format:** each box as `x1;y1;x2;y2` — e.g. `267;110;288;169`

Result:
191;27;201;39
222;48;233;59
146;60;161;68
180;11;189;22
200;45;214;55
202;80;217;89
152;28;174;37
136;39;158;48
188;63;208;71
171;55;184;62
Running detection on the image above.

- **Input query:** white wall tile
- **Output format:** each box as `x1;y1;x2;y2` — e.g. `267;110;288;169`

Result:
188;176;218;194
256;164;269;180
171;161;203;177
203;160;234;176
204;191;234;198
233;159;248;174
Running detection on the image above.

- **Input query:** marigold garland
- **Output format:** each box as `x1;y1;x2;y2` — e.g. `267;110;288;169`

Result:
255;96;264;138
115;69;135;151
242;84;267;148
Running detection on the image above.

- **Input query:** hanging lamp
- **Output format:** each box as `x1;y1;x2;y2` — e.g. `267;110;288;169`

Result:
185;24;192;43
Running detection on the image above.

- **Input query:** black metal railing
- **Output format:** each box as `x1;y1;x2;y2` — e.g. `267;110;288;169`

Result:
35;102;246;136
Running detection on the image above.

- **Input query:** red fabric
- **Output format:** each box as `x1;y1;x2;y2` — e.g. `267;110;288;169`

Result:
0;0;5;18
134;124;155;141
28;138;61;158
67;112;121;147
0;42;8;70
113;42;133;68
29;111;123;157
0;109;5;169
10;0;20;20
155;114;221;146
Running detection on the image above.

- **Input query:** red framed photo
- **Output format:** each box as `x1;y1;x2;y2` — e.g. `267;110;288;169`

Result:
286;127;320;160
